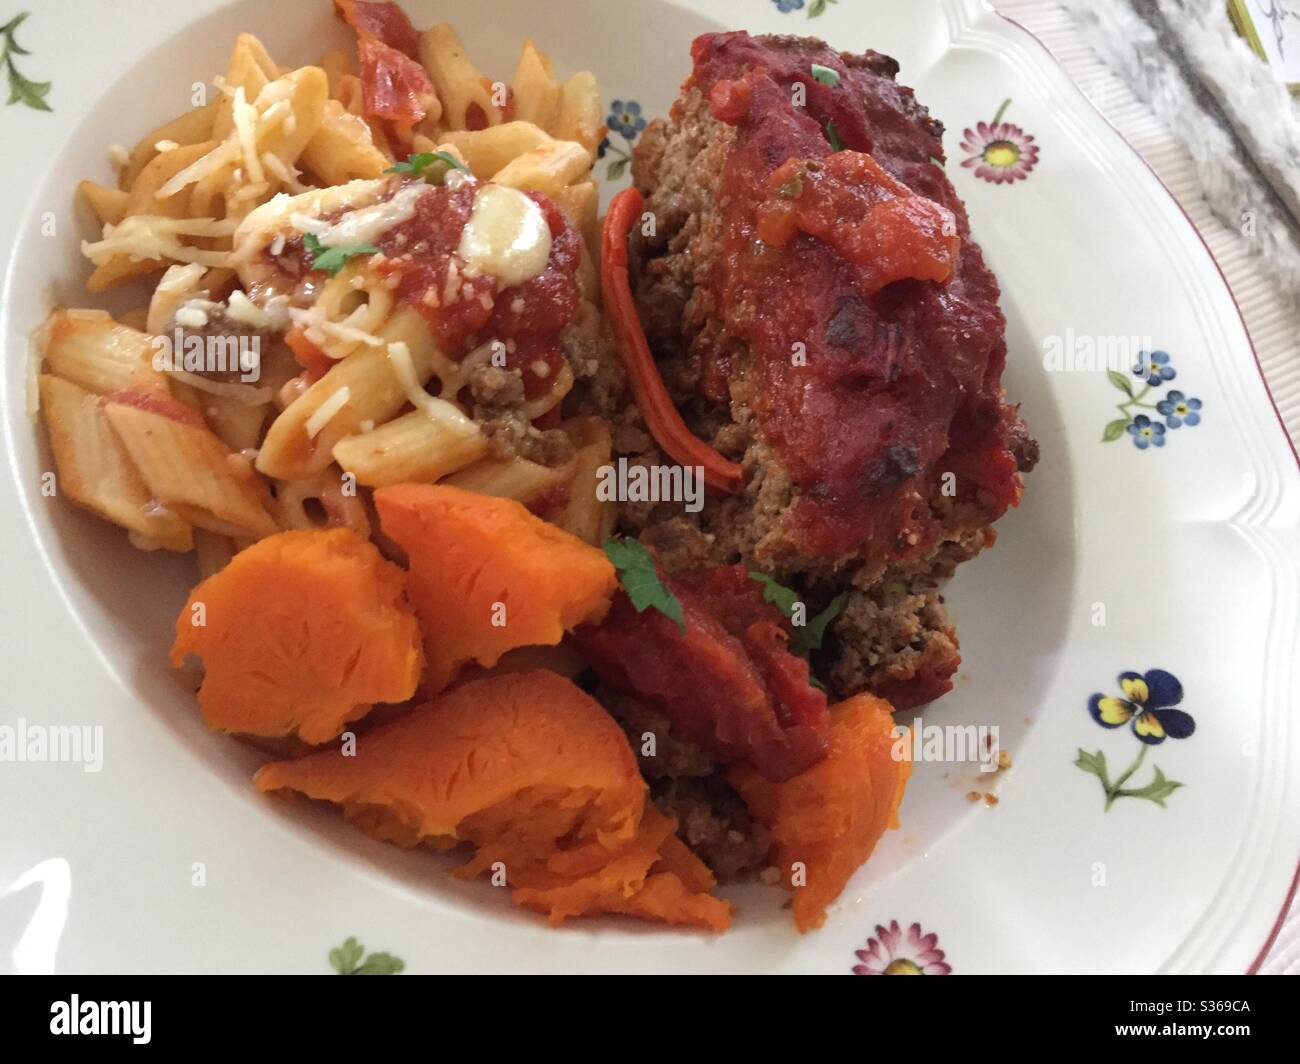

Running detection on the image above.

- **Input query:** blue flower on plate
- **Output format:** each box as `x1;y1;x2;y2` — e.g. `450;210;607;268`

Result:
1088;669;1196;746
607;100;646;141
1133;349;1176;387
773;0;806;12
1156;390;1202;429
1126;414;1166;449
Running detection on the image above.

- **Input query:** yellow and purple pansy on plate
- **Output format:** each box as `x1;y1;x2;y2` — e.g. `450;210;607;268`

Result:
1078;669;1195;811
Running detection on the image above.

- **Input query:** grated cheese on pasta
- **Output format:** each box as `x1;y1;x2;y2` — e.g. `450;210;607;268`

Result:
304;385;352;439
81;215;237;268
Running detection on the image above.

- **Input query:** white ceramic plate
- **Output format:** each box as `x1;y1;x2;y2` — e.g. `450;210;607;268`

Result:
2;0;1297;974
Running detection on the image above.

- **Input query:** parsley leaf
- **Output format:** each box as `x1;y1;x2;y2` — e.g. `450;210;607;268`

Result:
748;571;800;618
329;936;405;975
824;119;844;152
604;537;685;633
810;63;840;88
304;232;379;276
746;571;843;690
384;150;469;183
791;590;849;656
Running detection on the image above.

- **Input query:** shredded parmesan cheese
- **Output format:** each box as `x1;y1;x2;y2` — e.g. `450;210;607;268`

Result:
288;305;385;348
305;183;427;249
81;216;237;268
387;341;481;433
232;86;265;186
305;385;352;439
156;140;239;200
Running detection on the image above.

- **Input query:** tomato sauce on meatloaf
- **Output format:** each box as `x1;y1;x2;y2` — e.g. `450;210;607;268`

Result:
614;32;1037;713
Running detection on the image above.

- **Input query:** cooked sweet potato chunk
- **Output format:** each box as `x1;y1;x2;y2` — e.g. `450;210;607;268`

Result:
255;671;728;930
171;529;422;744
374;483;617;691
728;692;909;932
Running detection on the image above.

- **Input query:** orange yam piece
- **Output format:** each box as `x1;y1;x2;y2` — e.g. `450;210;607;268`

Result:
510;806;731;932
171;529;422;744
255;671;643;850
255;671;730;931
728;693;910;932
373;484;617;692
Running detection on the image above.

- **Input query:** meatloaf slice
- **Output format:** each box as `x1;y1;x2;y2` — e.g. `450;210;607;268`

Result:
619;31;1036;708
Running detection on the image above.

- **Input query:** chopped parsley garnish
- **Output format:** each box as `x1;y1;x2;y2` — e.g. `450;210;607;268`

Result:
929;155;946;169
748;572;848;657
810;63;840;88
824;118;844;152
749;571;801;617
303;232;380;276
604;537;685;632
385;150;470;183
792;590;849;656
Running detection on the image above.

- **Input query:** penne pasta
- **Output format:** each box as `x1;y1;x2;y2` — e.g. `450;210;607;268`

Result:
551;179;600;272
300;99;391;183
510;40;560;131
213;33;281;141
491;140;592;198
332;402;488;486
79;181;129;227
39;375;193;551
120;102;218;192
435;121;555;180
554;416;617;544
47;11;622;584
274;465;372;538
552;71;604;153
441;450;577;507
41;310;165;395
146;263;208;335
419;23;504;131
104;398;279;540
317;48;354;99
256;305;441;480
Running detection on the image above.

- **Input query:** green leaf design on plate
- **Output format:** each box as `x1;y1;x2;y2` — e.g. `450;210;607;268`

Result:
1106;369;1134;397
1115;764;1184;808
1074;748;1109;785
606;156;629;181
2;12;51;112
1102;417;1130;442
329;936;406;975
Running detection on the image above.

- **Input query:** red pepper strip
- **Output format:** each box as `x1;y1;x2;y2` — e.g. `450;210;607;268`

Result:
601;187;744;495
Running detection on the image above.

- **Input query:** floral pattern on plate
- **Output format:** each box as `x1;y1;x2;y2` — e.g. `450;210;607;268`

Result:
1102;350;1204;449
773;0;839;16
1076;668;1194;810
328;936;405;975
598;98;646;181
853;920;952;974
1;11;51;112
960;99;1038;184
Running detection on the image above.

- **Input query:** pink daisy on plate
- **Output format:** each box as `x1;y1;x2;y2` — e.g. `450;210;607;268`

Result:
852;920;952;975
960;99;1039;185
